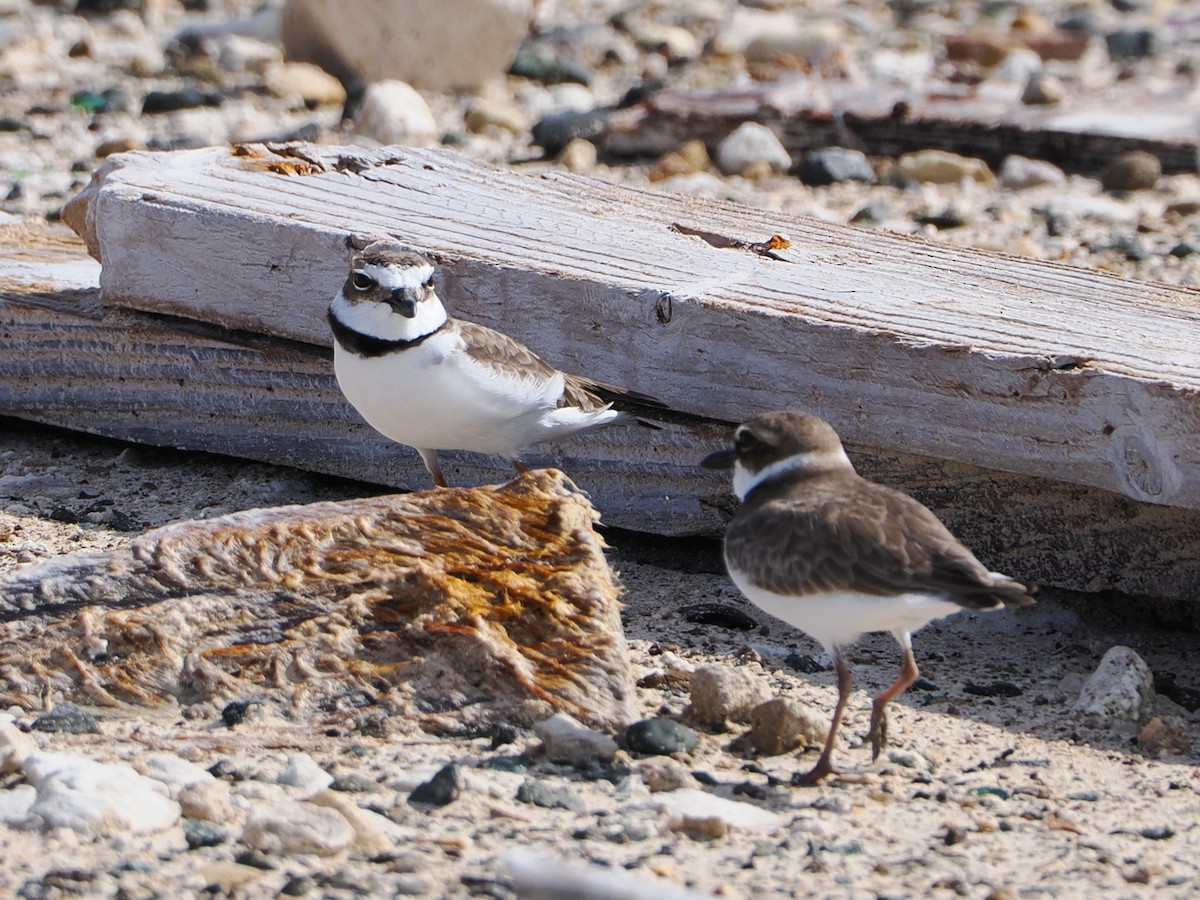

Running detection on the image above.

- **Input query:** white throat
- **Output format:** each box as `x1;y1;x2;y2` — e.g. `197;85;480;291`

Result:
329;288;448;343
732;448;853;501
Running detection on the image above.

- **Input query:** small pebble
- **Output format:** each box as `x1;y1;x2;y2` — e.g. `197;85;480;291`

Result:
622;718;699;756
32;703;99;734
1101;152;1161;192
184;818;228;850
409;763;463;807
515;778;585;812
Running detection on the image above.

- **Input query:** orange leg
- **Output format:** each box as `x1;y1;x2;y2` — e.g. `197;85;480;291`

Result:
867;637;920;760
794;648;853;785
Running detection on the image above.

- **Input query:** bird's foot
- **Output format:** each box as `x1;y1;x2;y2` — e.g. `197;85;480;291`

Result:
867;706;888;761
791;757;837;786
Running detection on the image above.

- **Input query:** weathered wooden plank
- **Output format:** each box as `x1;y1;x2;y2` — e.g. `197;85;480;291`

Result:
603;76;1200;174
4;225;1200;602
62;144;1200;518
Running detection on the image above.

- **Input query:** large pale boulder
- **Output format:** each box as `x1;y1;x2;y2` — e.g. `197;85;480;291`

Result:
281;0;533;90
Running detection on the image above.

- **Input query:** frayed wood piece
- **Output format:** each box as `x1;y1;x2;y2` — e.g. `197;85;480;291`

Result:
0;470;636;731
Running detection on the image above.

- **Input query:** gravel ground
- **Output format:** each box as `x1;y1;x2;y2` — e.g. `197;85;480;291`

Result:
4;0;1200;897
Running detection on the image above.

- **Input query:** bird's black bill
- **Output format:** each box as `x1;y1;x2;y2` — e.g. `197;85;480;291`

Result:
701;447;737;470
387;291;418;318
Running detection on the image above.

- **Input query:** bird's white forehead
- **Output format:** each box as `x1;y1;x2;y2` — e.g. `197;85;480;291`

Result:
359;261;435;290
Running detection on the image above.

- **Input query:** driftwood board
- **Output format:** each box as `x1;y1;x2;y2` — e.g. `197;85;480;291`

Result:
62;144;1200;517
4;221;1200;606
603;75;1200;174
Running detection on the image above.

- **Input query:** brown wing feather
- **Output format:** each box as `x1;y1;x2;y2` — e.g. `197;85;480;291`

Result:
726;476;1034;610
457;319;652;413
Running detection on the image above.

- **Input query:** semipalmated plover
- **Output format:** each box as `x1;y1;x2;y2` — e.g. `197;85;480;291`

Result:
702;410;1035;784
328;237;647;487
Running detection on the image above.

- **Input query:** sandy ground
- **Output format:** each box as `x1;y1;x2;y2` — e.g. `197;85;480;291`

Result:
2;415;1199;899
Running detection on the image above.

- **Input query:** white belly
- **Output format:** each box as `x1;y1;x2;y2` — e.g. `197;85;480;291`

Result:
727;565;965;654
333;335;615;456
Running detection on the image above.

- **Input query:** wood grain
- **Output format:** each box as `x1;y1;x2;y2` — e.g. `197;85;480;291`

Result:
4;224;1200;603
64;144;1200;515
603;76;1200;174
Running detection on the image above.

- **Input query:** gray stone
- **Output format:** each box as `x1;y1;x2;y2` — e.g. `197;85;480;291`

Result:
623;718;699;756
184;817;228;849
1074;645;1156;725
716;122;791;176
515;778;585;812
31;702;98;734
241;800;355;856
688;665;771;725
531;109;608;157
1101;151;1161;192
409;763;463;807
794;147;876;186
534;712;618;763
748;698;826;755
1105;29;1158;60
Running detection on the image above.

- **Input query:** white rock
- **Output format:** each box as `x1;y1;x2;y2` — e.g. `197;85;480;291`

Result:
688;665;771;725
461;768;526;799
1043;194;1140;225
0;784;36;825
0;713;36;774
653;788;783;833
558;138;598;173
241;800;355;856
178;779;237;823
715;9;843;65
504;847;707;900
898;149;994;185
310;789;403;855
994;47;1043;84
23;753;181;836
278;753;333;798
999;155;1067;190
534;712;618;763
653;172;725;197
353;80;439;148
213;33;283;74
232;780;290;803
1074;646;1157;725
138;753;215;797
281;0;532;91
464;99;528;135
546;83;597;114
716;123;791;176
629;22;700;62
263;60;346;107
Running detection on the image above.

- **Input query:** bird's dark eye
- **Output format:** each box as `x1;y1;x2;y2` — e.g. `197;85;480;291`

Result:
422;274;434;289
351;272;375;291
735;429;761;452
